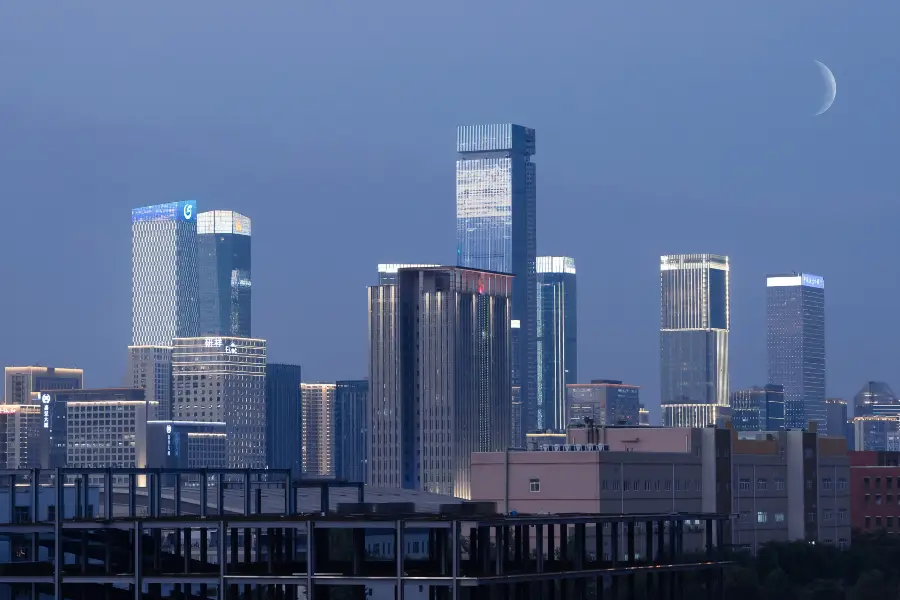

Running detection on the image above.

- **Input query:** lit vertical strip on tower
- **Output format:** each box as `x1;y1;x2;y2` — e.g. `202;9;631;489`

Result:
197;210;252;337
132;201;200;346
766;272;826;432
535;256;577;431
456;124;537;440
659;254;731;427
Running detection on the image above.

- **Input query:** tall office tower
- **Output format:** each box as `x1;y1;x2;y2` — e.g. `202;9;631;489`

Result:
265;364;303;477
766;273;826;432
127;346;173;420
660;254;731;427
566;380;640;427
377;263;439;285
535;256;578;430
301;383;335;477
825;398;850;446
0;405;44;468
368;266;512;498
197;210;252;337
456;124;536;440
172;336;267;469
729;385;786;432
854;381;898;417
4;366;83;404
334;379;368;482
132;201;200;346
639;405;650;426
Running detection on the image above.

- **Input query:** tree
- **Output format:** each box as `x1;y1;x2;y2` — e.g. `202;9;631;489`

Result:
850;569;892;600
760;568;795;600
724;566;759;600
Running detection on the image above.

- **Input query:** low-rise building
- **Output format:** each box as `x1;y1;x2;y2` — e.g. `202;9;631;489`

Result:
66;389;155;472
849;450;900;535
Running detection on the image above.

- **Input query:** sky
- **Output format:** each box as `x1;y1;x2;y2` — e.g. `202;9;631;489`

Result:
1;1;898;419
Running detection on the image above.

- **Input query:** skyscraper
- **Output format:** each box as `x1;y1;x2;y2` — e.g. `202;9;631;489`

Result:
377;263;439;285
265;363;303;477
301;383;335;477
197;210;252;337
730;385;786;432
456;124;536;439
334;379;368;482
566;380;640;427
132;201;200;346
4;366;83;405
825;398;850;447
535;256;577;430
660;254;730;427
368;266;513;498
854;381;898;417
127;346;173;420
172;336;267;469
766;273;826;432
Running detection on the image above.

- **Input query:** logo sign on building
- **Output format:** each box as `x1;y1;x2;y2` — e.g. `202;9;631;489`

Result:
42;394;51;429
204;337;224;348
177;200;197;222
166;424;173;456
225;343;238;355
801;274;825;289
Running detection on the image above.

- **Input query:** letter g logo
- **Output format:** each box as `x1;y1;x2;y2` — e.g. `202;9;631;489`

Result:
183;203;193;220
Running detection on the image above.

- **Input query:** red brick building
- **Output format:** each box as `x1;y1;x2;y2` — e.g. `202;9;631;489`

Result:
850;451;900;533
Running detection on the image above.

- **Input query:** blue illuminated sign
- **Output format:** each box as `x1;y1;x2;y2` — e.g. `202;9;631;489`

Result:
801;274;824;289
132;200;197;223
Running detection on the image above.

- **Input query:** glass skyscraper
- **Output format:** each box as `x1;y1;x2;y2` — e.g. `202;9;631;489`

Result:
766;272;826;432
265;363;303;477
729;385;785;432
456;124;536;439
334;379;369;483
854;381;897;417
198;210;252;337
132;201;200;346
535;256;577;430
660;254;730;427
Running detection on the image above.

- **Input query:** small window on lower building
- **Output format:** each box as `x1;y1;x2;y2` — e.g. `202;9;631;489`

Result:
865;516;872;529
529;478;540;493
757;511;768;523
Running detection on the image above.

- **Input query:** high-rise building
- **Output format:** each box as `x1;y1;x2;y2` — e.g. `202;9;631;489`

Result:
377;263;439;285
639;405;650;426
4;366;83;405
172;336;267;469
566;380;640;427
766;273;826;432
826;399;850;447
854;381;898;417
535;256;578;431
0;404;44;469
368;266;513;498
146;420;227;472
730;385;786;432
334;379;368;482
132;201;200;346
197;210;252;337
126;346;173;420
265;364;303;477
301;383;335;477
456;124;536;440
660;254;730;427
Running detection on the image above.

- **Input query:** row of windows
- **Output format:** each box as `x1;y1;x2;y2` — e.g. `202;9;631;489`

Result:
863;476;897;489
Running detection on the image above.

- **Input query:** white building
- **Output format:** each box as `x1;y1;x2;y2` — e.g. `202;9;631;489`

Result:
66;389;154;471
0;405;44;468
301;383;335;477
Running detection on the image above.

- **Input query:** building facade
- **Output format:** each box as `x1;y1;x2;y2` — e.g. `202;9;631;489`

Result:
377;264;439;286
146;420;227;471
132;201;200;346
368;266;513;498
0;405;43;469
4;366;83;405
127;346;173;420
301;383;335;477
172;336;267;469
659;254;730;427
566;380;640;427
335;379;368;482
729;385;786;432
766;273;826;432
65;389;153;470
456;125;536;442
853;417;900;452
826;399;851;448
265;363;303;477
854;381;898;417
850;451;900;534
535;256;577;431
197;210;252;338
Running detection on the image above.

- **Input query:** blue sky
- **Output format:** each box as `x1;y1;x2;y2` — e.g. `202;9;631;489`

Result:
1;1;897;417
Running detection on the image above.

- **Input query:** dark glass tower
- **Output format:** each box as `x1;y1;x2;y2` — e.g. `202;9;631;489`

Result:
660;254;730;427
456;124;536;438
535;257;578;430
264;363;302;477
854;381;897;417
198;211;252;337
334;379;368;482
766;273;826;432
729;385;785;432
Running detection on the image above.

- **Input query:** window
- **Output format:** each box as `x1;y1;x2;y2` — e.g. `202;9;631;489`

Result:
838;539;848;550
12;506;29;525
654;480;660;491
888;517;894;529
740;511;749;522
877;477;882;489
876;517;883;528
823;510;833;521
838;478;848;490
838;509;847;522
757;511;768;524
602;480;608;491
739;478;751;491
775;478;785;491
665;479;672;491
644;480;651;491
47;506;56;522
806;480;813;490
888;477;894;490
864;477;871;489
865;493;871;504
877;494;883;505
890;495;895;504
624;480;631;492
675;480;681;492
613;480;619;492
822;478;833;490
775;512;785;523
529;479;540;493
865;517;872;529
807;512;816;523
757;478;767;491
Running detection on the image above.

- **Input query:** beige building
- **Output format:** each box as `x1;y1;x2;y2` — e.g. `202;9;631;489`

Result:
0;405;44;468
301;383;335;477
472;422;851;554
4;366;83;405
66;389;155;472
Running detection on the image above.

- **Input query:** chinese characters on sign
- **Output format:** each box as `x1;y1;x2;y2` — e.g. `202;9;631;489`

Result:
42;394;51;429
204;337;224;348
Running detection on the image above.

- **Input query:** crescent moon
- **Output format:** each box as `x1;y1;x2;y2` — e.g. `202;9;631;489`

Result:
814;60;836;116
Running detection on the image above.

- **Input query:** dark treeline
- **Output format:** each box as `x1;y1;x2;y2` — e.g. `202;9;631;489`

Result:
725;533;900;600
